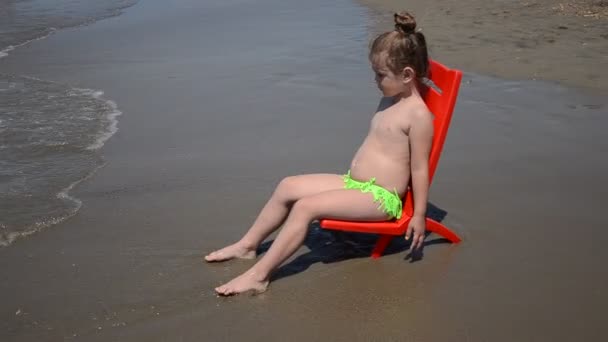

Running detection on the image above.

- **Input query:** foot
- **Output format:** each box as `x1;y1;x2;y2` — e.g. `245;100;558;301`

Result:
215;271;269;296
204;242;256;262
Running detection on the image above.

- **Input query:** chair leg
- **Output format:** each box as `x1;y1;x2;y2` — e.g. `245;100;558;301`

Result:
425;218;462;243
371;234;393;259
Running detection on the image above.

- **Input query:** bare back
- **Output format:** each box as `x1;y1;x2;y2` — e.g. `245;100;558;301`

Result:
349;96;432;196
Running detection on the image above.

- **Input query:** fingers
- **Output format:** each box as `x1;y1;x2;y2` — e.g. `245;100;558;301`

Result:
406;222;425;250
409;232;425;251
409;232;418;250
415;233;425;250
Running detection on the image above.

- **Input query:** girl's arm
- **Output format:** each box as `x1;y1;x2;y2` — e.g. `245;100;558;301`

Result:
406;110;434;249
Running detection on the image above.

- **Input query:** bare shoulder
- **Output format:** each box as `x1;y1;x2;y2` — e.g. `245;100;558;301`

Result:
410;103;433;128
393;100;433;134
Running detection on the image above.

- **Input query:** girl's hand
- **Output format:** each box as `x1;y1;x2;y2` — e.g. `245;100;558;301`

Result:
405;216;426;250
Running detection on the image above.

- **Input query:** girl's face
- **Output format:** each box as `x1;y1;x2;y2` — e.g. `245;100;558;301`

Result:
371;53;415;98
372;64;404;97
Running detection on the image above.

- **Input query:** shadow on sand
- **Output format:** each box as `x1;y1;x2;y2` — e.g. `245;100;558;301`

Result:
257;202;454;282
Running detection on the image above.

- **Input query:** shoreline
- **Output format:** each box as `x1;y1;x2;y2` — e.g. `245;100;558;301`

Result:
0;0;139;248
1;0;607;341
358;0;608;95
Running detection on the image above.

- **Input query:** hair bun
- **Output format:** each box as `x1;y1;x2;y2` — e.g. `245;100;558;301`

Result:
394;11;416;35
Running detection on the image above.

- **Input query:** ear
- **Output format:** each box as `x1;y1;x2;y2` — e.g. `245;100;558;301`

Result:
401;66;416;84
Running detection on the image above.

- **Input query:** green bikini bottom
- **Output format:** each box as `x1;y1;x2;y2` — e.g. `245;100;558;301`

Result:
343;170;403;219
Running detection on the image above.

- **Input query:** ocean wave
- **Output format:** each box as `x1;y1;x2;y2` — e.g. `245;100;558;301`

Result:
0;76;122;247
0;0;139;59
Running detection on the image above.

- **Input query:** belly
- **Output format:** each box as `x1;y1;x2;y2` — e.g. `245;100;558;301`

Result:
350;146;410;195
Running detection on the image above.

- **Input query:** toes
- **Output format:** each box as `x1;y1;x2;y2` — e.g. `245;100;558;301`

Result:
205;251;221;261
215;285;233;296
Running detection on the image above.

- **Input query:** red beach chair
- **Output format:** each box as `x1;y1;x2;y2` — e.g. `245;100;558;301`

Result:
320;59;463;258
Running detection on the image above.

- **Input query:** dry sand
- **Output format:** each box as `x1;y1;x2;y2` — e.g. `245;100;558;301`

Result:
359;0;608;94
1;0;607;341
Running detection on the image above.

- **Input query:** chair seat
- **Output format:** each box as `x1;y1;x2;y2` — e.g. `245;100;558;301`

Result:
320;218;406;235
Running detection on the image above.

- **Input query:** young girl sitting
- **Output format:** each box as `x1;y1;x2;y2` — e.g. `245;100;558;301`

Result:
206;11;433;296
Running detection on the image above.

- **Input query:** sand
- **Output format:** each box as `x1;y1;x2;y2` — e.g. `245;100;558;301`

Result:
1;0;607;341
359;0;608;94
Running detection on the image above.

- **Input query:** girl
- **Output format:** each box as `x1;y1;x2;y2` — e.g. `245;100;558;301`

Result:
206;11;433;296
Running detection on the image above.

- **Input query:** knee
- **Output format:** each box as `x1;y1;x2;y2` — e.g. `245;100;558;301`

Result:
274;176;298;203
291;198;319;221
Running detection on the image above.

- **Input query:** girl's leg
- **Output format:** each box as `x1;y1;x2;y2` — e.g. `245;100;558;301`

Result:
204;174;345;262
214;189;388;295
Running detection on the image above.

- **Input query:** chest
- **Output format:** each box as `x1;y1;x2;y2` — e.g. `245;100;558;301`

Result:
370;112;409;140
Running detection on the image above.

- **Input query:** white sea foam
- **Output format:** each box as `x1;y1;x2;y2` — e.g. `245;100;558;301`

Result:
0;162;106;247
0;216;67;247
0;29;57;59
12;77;124;151
78;89;123;150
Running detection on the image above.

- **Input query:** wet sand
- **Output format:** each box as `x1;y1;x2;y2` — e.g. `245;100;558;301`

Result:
2;0;608;341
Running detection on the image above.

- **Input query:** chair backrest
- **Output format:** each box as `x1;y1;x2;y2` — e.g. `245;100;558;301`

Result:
400;59;462;219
